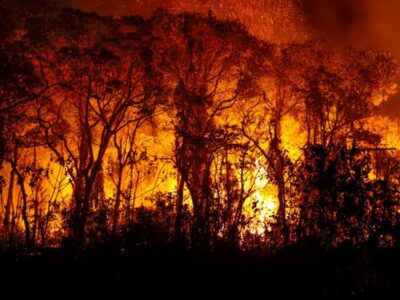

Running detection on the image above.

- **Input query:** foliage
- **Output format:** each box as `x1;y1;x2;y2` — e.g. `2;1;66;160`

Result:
0;3;399;254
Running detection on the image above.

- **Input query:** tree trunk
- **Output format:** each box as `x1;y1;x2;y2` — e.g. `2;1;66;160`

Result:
187;151;212;251
72;180;92;249
131;169;140;224
4;168;15;243
8;145;32;249
277;174;288;245
174;174;185;247
175;89;213;251
14;169;31;249
71;173;85;247
31;145;39;248
112;167;123;235
272;117;289;245
177;138;212;250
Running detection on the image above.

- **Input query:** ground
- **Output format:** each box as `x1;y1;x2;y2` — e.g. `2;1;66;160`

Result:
1;244;399;297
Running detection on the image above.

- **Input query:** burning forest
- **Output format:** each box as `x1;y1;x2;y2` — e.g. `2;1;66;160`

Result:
2;0;400;297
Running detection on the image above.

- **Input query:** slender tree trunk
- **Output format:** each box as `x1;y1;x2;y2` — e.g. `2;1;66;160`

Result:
4;169;15;242
131;170;140;224
15;169;31;249
224;152;241;245
75;164;105;248
112;167;123;235
187;153;212;251
126;165;133;226
19;177;31;249
174;174;185;246
8;145;32;249
273;117;289;245
71;156;105;247
32;198;39;248
277;174;288;245
73;179;92;248
71;173;84;246
31;146;38;248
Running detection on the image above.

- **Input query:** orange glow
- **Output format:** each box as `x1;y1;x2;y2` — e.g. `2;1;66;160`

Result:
1;2;399;250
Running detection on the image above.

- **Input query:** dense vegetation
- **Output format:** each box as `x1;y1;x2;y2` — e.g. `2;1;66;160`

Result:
2;2;400;295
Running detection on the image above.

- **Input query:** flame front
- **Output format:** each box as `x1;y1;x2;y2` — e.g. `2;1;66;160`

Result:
1;1;399;250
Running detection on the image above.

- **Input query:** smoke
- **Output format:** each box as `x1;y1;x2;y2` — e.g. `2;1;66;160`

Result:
64;1;399;51
65;0;309;42
64;0;400;114
298;0;400;117
298;0;400;55
298;0;369;45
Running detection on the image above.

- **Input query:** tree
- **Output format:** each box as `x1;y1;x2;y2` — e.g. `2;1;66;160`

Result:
32;10;159;247
295;44;397;148
151;10;261;249
292;44;398;245
0;3;53;246
240;43;304;245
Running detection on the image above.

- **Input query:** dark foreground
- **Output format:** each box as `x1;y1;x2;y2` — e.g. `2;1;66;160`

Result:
1;244;400;297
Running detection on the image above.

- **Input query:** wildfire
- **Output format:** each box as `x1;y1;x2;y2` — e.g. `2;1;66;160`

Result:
1;1;399;251
245;159;279;235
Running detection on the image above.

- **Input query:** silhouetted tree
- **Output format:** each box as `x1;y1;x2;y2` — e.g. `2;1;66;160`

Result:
151;10;261;249
31;10;159;247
